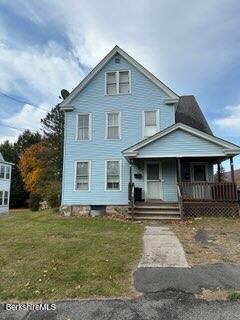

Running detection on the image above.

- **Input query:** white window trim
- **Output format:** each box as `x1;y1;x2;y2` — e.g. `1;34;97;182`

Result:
105;112;121;140
0;190;9;207
74;160;91;192
142;109;160;139
190;162;209;182
104;159;122;191
0;165;11;180
105;70;131;95
75;113;92;141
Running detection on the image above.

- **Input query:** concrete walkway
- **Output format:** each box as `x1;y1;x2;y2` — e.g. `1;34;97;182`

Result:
138;226;189;268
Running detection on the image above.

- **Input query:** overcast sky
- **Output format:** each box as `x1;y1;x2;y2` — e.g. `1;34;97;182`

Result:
0;0;239;169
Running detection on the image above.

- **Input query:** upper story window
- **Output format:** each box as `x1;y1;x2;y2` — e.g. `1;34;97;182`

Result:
0;165;10;179
143;110;159;138
105;112;121;139
75;161;91;191
77;113;91;141
106;71;130;95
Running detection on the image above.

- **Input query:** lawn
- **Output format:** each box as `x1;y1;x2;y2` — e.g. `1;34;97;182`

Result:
169;217;240;265
0;210;143;301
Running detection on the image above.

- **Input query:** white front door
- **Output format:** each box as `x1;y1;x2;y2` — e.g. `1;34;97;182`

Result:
145;162;163;200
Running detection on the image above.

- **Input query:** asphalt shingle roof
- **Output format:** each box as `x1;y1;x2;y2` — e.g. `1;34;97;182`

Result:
175;95;213;135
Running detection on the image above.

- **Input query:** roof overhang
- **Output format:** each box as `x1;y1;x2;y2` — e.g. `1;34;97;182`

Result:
122;123;240;158
60;105;74;112
0;160;14;166
59;45;179;110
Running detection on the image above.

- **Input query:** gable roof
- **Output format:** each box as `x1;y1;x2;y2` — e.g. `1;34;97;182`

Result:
60;45;178;109
122;123;240;157
176;95;213;135
0;152;14;165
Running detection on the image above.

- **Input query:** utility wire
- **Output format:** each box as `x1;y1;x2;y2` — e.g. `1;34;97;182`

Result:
0;123;28;132
0;90;49;112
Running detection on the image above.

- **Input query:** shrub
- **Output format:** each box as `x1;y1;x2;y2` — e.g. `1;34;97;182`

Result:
228;291;240;301
29;192;42;211
44;181;61;208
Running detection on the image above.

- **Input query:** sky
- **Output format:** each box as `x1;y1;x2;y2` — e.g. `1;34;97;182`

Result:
0;0;239;170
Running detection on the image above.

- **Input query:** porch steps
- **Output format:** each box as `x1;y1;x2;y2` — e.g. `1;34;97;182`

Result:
129;202;181;220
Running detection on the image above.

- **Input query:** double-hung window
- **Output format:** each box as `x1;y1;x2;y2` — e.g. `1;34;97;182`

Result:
143;110;159;138
105;112;120;139
0;191;8;206
75;161;90;191
5;167;10;179
105;160;121;191
106;71;130;95
77;113;91;140
0;165;4;179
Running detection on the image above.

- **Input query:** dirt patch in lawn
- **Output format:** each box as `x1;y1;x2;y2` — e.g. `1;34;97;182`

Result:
168;218;240;266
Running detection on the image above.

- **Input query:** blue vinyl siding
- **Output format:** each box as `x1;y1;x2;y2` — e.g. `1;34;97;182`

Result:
62;54;175;205
138;129;226;157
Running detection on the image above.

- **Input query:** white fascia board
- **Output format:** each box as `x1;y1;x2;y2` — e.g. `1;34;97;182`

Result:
165;98;179;104
135;154;226;158
59;105;74;111
60;45;178;107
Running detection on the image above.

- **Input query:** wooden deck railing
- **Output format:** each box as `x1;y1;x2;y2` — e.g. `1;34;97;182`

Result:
179;182;238;203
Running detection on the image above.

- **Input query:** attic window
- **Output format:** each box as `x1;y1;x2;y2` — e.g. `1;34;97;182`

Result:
106;71;130;95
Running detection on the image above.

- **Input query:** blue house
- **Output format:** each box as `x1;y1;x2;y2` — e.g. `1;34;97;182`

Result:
0;152;12;215
60;46;240;219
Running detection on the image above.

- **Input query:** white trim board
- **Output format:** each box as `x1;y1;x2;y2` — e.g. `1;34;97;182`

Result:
122;123;240;156
60;45;178;109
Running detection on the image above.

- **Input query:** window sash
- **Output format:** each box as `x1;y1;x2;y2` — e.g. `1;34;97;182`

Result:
5;167;10;179
0;191;2;205
75;162;90;191
106;113;120;139
106;161;120;190
119;71;129;94
77;114;90;140
4;191;8;205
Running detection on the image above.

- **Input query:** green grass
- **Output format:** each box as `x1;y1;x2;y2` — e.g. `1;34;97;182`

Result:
228;291;240;301
0;210;143;301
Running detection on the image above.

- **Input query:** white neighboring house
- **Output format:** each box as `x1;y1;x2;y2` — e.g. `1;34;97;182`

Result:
0;152;13;215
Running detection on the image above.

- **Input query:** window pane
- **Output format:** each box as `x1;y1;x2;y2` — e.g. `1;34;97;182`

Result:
76;162;89;190
107;72;117;84
0;191;2;205
4;191;8;205
193;165;206;181
147;164;159;180
108;113;118;126
107;161;120;190
0;166;4;179
107;83;117;95
144;125;158;138
78;114;89;140
108;127;119;139
5;167;10;179
119;71;129;83
145;111;157;126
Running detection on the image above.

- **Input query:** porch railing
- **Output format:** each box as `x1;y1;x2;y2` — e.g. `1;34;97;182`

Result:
179;182;238;202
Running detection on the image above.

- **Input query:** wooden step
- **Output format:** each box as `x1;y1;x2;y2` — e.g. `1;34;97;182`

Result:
134;210;180;215
133;215;181;220
133;206;179;210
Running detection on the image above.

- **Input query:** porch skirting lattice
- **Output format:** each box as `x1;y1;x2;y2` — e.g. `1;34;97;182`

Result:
183;202;240;217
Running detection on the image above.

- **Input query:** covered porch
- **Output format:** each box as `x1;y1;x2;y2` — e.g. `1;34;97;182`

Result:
122;123;240;219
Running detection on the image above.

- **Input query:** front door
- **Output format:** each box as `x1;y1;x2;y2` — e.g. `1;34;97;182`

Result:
145;162;162;200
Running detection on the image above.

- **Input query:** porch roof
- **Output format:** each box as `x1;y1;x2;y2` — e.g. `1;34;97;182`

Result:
122;123;240;159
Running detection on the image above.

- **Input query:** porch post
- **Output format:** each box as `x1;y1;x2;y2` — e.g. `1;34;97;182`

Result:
230;156;235;184
129;159;134;220
217;162;221;182
177;158;182;183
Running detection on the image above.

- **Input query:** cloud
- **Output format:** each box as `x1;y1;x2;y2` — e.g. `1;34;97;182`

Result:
214;104;240;134
0;40;83;103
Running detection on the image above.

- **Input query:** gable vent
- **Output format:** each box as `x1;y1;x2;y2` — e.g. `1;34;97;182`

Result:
115;55;120;63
